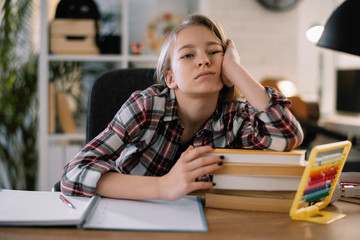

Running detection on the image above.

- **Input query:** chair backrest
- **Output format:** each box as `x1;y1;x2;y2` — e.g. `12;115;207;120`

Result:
86;68;156;143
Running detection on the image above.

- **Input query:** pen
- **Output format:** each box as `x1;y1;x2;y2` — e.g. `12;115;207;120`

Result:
59;194;76;209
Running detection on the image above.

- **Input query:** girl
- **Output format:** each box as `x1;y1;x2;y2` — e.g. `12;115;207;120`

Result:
61;14;303;200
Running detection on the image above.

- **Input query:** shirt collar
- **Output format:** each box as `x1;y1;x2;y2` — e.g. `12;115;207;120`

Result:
202;102;223;132
163;88;179;122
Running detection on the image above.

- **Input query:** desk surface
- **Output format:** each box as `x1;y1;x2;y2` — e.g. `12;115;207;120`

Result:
0;200;359;240
320;114;360;135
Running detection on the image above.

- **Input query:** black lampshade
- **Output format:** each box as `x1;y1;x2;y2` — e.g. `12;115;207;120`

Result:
317;0;360;56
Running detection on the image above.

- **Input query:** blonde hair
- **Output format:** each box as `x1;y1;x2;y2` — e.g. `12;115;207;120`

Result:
155;14;240;103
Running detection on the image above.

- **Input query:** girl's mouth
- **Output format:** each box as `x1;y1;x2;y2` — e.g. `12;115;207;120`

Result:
195;71;216;79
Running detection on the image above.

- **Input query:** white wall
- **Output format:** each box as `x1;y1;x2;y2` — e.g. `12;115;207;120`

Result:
202;0;339;115
203;0;298;85
297;0;337;115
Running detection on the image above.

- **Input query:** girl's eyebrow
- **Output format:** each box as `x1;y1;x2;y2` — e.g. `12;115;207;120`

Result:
177;44;195;52
177;41;222;52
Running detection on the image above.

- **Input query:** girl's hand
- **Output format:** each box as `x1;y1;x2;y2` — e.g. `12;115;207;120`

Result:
221;39;241;87
159;145;223;201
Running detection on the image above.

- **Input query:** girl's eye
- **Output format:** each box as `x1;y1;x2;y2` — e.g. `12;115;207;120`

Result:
182;54;193;59
210;50;222;55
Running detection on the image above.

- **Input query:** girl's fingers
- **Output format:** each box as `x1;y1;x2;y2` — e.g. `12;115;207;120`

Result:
186;154;223;171
173;145;223;190
180;145;224;173
188;181;214;192
180;145;214;162
188;160;222;180
182;148;224;181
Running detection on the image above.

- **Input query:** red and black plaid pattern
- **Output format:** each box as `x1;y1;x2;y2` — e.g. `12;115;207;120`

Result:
61;84;303;196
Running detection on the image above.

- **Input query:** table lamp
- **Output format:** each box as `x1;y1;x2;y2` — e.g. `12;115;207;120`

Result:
317;0;360;184
317;0;360;56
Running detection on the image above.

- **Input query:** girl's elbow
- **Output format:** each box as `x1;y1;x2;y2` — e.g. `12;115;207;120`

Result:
284;128;304;151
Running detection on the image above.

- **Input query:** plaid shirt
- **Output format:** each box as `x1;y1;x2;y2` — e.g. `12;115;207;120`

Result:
61;84;303;196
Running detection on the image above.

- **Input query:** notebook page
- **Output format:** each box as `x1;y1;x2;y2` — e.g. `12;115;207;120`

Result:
82;195;208;232
0;190;97;226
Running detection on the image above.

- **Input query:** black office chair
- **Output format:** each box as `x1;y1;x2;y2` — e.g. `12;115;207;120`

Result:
85;68;156;142
53;68;156;191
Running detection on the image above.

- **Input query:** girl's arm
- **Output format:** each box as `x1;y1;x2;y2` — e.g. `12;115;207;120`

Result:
63;134;223;200
96;146;223;201
221;40;303;150
221;39;270;110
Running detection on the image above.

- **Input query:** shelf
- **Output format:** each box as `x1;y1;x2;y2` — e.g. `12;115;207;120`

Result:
128;54;159;62
48;54;159;63
48;54;125;62
49;133;86;142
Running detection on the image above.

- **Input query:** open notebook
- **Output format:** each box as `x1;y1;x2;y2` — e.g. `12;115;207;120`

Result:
0;190;208;232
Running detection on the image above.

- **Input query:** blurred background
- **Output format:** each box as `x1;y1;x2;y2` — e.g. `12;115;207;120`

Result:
1;0;359;191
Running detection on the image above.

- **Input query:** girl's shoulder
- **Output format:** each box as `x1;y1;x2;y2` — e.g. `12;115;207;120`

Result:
221;97;248;112
125;84;171;114
131;84;169;100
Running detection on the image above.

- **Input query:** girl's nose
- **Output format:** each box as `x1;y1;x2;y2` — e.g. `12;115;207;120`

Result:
197;55;210;67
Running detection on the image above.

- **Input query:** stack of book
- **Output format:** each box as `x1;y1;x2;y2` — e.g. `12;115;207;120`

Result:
205;149;307;213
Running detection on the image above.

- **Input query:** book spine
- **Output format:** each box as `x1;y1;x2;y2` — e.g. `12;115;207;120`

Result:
204;151;305;165
212;164;304;176
205;193;293;213
209;189;297;199
56;92;77;133
49;82;56;133
212;175;301;191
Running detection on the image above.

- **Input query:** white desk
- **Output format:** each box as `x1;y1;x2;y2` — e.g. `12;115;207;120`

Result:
319;114;360;136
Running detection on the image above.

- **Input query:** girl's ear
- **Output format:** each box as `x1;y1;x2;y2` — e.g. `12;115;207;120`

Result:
164;70;177;89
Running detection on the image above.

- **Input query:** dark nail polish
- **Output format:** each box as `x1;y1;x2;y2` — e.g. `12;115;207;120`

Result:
219;155;225;160
218;162;223;166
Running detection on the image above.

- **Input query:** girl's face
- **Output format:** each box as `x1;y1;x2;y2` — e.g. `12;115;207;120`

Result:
165;25;224;99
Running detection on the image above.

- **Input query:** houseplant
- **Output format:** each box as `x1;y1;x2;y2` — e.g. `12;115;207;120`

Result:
0;0;39;190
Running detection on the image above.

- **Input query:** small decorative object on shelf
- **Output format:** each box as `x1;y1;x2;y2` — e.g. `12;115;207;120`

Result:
50;19;100;55
56;92;77;134
130;42;145;55
147;13;182;52
50;0;101;55
49;61;84;134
